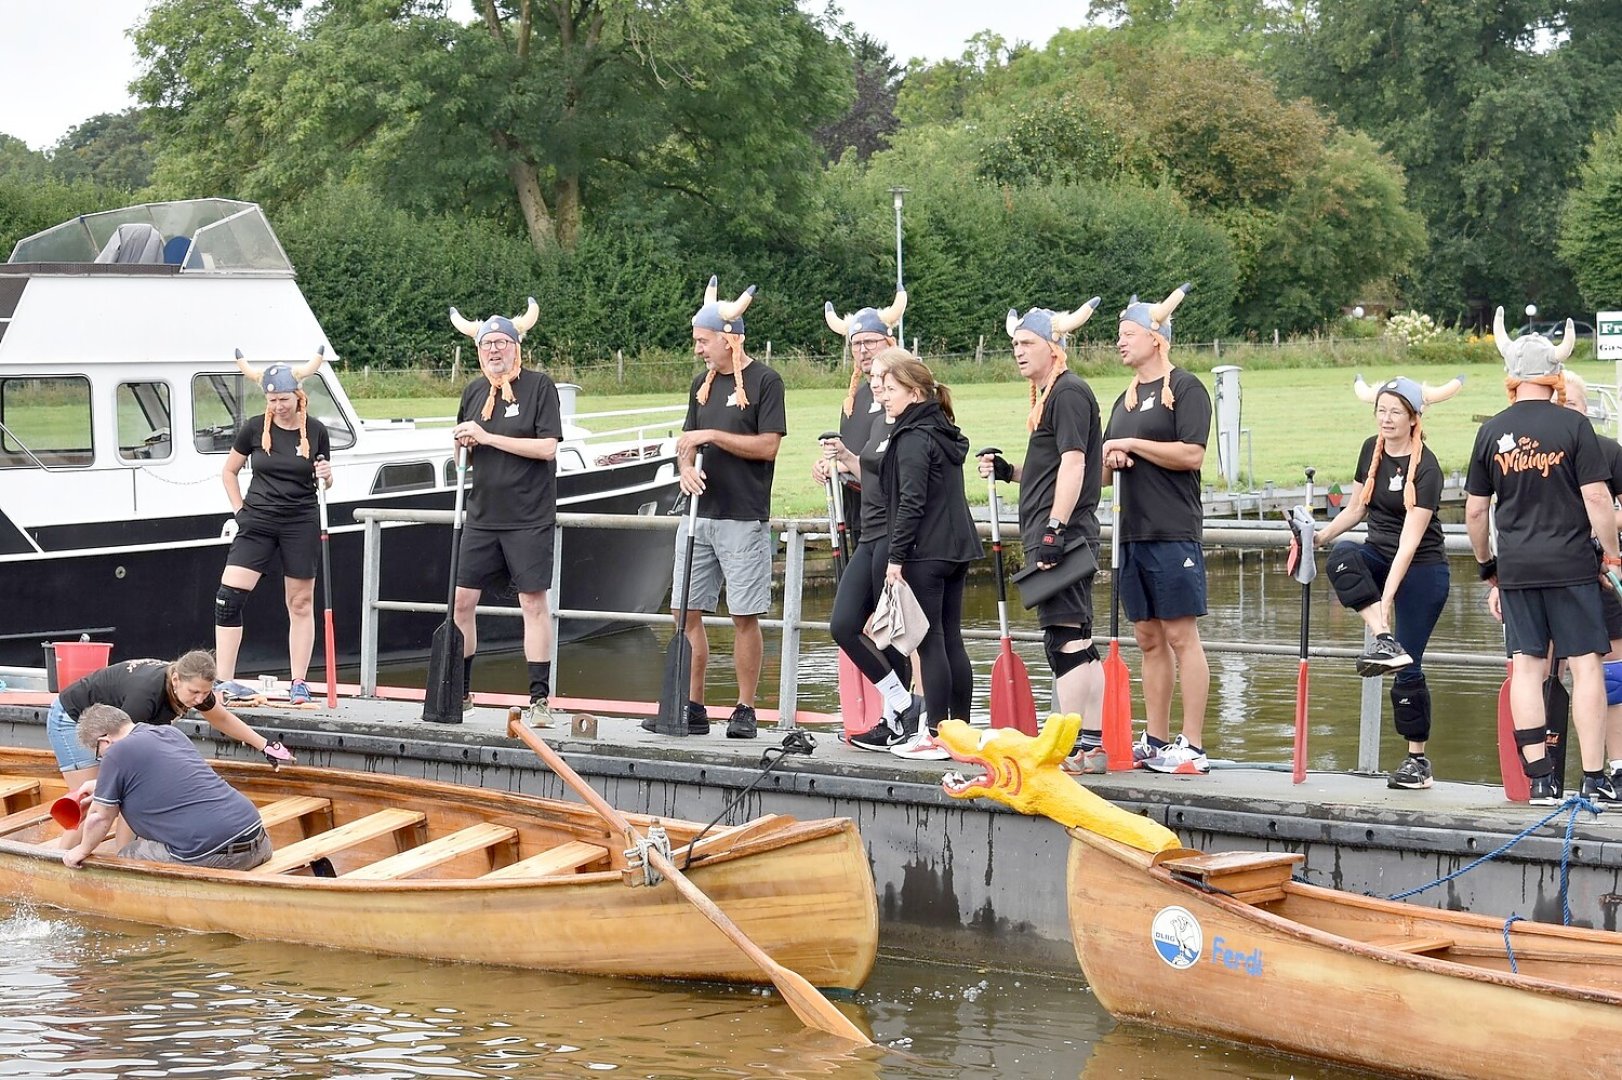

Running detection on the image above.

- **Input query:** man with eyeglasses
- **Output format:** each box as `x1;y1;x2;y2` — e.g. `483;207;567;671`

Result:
64;704;273;871
817;291;906;539
448;299;563;727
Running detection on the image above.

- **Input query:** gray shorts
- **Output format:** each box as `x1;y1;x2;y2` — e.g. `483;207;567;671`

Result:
672;518;773;617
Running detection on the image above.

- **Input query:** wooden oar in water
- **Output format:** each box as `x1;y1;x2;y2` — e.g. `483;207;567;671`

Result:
506;716;873;1047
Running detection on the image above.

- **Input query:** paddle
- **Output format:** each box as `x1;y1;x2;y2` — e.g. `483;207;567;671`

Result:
979;448;1036;736
1102;471;1132;770
421;445;468;724
316;457;337;710
505;716;872;1046
651;451;703;736
1289;468;1316;785
1489;511;1530;802
822;434;879;739
1545;661;1569;795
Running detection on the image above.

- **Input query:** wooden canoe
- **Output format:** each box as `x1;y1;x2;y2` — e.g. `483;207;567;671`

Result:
0;748;877;991
1068;827;1622;1079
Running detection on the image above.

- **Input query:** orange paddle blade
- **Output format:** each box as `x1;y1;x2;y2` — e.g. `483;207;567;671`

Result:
1292;658;1309;784
990;641;1037;735
1102;641;1133;770
1496;663;1529;802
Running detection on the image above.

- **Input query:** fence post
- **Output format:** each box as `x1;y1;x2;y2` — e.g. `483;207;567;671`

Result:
1273;329;1280;347
975;335;985;364
1214;339;1221;359
1357;625;1383;774
363;364;371;384
451;345;460;381
360;516;382;697
765;341;772;363
777;521;804;731
616;349;624;386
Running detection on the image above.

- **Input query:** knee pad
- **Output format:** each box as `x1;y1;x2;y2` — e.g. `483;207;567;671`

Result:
1326;542;1381;611
1044;626;1098;677
214;585;249;628
1606;660;1622;707
1389;680;1431;742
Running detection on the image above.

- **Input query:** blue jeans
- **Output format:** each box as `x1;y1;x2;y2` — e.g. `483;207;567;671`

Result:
46;697;97;770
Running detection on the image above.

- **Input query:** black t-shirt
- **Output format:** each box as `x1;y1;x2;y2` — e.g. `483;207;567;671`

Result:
1019;371;1102;551
1103;368;1212;542
839;381;882;453
232;415;332;518
857;415;895;538
456;369;564;530
1465;399;1609;588
1602;436;1622;499
1354;437;1446;564
57;658;213;723
683;360;788;521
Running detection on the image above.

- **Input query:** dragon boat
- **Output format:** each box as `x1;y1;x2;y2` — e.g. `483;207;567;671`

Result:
935;715;1622;1080
0;746;877;991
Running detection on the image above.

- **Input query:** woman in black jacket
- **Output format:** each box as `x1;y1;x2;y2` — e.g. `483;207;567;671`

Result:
879;352;984;759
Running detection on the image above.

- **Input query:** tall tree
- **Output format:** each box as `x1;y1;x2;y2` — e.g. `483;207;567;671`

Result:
50;111;155;191
1558;111;1622;308
816;32;901;162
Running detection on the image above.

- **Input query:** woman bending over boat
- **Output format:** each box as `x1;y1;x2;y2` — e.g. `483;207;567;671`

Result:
214;351;334;705
878;352;984;760
1315;375;1462;790
45;651;293;848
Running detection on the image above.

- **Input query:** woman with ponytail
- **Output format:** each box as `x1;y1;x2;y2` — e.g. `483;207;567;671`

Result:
1315;375;1461;790
215;351;333;705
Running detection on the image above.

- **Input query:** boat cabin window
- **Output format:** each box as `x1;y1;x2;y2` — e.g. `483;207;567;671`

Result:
116;382;172;462
371;461;435;494
192;373;356;454
0;377;93;469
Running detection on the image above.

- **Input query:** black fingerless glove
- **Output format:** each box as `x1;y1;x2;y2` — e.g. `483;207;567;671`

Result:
1477;558;1498;582
990;455;1014;483
1036;523;1065;569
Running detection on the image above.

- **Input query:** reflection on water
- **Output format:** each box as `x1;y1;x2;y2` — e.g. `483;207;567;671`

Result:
0;903;1380;1079
415;551;1505;783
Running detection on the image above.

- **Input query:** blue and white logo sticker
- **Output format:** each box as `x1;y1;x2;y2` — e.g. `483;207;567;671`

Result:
1151;905;1203;970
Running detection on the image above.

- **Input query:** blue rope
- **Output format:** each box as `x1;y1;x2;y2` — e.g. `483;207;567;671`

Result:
1502;914;1526;974
1387;794;1600;909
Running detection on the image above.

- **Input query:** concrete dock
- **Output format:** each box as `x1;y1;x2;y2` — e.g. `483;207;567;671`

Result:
4;693;1620;972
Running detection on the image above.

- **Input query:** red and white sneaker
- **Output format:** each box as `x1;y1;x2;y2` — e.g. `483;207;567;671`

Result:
1142;734;1210;775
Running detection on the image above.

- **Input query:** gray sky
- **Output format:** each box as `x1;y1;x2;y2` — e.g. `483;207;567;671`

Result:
0;0;1088;150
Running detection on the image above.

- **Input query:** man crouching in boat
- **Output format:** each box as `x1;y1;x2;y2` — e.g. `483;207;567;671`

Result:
64;704;273;871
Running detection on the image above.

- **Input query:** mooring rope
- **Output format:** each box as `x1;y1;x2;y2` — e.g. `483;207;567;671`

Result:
1501;914;1526;974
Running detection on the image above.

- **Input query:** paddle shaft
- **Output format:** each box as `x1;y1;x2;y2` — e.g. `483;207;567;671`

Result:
664;451;704;722
1292;468;1314;785
1109;471;1122;641
505;717;872;1046
316;458;337;709
818;433;848;575
986;476;1011;640
445;445;469;617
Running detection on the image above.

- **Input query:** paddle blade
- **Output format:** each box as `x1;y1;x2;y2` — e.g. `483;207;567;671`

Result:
989;642;1038;735
420;621;465;724
1496;664;1530;802
1292;658;1309;784
653;633;692;735
837;651;880;738
323;610;338;709
1102;641;1133;771
1544;673;1570;791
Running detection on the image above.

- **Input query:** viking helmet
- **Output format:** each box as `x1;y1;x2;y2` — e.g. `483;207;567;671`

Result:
1006;297;1102;346
1352;374;1465;415
449;297;540;345
825;289;907;339
234;346;326;393
1120;282;1192;342
693;276;757;335
1493;306;1575;379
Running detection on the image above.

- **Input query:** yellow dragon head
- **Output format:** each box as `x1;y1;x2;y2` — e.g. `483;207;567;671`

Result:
936;714;1182;854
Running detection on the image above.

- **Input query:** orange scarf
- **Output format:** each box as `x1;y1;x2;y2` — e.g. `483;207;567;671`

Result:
480;347;522;420
695;336;751;409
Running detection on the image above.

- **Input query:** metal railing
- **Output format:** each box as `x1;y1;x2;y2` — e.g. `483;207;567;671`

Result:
351;508;1507;773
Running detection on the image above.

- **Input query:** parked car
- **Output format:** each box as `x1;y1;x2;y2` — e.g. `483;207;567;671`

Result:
1520;318;1597;344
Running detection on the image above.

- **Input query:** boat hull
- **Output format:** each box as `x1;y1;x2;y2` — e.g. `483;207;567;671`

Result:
1066;829;1622;1080
0;749;876;990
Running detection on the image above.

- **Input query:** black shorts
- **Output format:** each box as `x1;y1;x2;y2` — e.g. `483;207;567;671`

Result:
226;508;318;579
457;524;555;594
1036;571;1096;633
1601;583;1622;643
1504;583;1609;660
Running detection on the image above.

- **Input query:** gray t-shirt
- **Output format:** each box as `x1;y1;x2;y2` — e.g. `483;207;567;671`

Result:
91;724;263;861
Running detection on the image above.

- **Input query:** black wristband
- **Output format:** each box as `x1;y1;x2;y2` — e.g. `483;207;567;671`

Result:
1478;558;1498;582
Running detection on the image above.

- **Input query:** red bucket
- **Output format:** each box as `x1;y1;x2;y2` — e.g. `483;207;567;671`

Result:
52;641;113;690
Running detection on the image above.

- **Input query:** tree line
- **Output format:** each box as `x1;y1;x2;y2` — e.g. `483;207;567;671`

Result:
2;0;1619;371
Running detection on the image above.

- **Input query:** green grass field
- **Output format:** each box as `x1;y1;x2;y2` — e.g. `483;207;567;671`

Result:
353;359;1622;517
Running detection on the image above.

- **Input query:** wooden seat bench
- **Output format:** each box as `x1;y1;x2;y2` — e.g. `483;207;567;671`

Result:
257;796;334;835
1368;936;1454;955
0;805;51;837
256;808;426;875
1159;850;1304;904
344;823;519;881
0;776;42;815
481;840;610;880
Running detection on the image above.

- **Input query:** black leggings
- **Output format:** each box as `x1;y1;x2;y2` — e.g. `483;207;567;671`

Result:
829;538;912;688
903;559;973;729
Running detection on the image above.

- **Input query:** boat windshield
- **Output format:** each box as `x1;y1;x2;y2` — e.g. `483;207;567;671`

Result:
7;200;294;273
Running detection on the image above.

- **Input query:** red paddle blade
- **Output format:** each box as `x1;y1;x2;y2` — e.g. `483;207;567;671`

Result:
837;651;884;738
990;641;1038;735
1292;658;1309;784
1496;663;1530;802
1102;641;1133;770
323;611;338;709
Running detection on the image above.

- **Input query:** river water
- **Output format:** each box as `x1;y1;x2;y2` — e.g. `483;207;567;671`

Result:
0;901;1379;1079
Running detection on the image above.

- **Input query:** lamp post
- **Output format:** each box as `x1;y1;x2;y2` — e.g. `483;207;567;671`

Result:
1525;303;1538;335
890;186;909;343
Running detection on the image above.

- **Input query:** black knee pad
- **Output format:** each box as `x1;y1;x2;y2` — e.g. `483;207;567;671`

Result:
1390;679;1431;742
1044;626;1097;677
1326;541;1381;611
214;584;249;628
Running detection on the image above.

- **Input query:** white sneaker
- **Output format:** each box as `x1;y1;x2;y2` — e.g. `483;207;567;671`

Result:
1142;734;1210;775
890;729;950;761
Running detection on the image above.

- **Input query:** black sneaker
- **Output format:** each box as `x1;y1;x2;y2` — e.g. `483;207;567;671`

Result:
848;717;902;751
687;701;711;735
1387;755;1433;790
1581;773;1619;808
1355;633;1413;677
725;704;758;739
1529;773;1564;806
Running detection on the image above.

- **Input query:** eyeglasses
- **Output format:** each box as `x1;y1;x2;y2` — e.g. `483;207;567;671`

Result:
851;337;888;352
480;338;516;351
94;735;110;761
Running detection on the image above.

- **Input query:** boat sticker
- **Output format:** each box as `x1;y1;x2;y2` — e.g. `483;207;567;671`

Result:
1151;905;1202;970
1210;935;1264;976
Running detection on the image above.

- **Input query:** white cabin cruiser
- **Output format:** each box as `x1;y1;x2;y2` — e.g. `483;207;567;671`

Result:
0;199;681;673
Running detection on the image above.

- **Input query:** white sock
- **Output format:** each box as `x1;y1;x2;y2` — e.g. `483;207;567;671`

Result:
874;671;912;714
